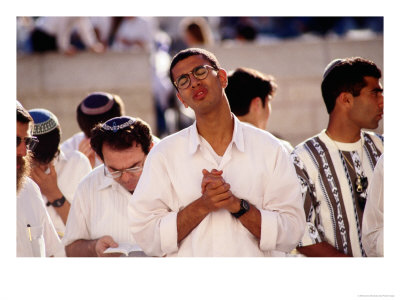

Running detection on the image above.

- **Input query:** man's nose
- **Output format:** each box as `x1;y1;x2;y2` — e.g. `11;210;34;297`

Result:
190;73;200;88
17;140;27;157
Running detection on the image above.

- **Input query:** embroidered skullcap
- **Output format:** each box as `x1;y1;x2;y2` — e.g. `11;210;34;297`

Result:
29;108;59;135
101;116;136;133
80;92;115;115
323;58;345;80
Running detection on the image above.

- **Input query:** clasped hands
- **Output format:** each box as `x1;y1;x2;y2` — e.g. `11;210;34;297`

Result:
200;169;240;214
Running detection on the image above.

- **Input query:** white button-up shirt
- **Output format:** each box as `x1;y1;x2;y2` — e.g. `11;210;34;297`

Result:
62;165;139;247
129;116;305;257
17;178;64;257
362;154;384;257
43;150;91;238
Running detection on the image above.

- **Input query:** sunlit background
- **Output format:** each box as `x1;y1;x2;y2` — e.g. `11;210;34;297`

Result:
17;16;383;148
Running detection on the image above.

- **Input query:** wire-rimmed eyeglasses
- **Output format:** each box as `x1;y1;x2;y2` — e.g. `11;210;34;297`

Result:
103;164;143;179
174;65;218;90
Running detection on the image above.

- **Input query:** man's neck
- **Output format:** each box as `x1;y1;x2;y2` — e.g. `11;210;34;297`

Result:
195;102;234;156
326;118;361;143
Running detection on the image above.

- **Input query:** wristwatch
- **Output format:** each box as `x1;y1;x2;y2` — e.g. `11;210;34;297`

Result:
231;199;250;218
46;195;66;208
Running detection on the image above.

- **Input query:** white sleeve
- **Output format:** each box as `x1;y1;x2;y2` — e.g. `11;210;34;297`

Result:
60;151;92;203
128;150;178;257
32;184;64;257
362;155;384;257
259;145;306;252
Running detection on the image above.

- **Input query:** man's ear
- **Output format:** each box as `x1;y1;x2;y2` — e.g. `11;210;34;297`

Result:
337;92;353;110
249;97;262;113
218;68;228;88
176;92;188;108
149;141;154;151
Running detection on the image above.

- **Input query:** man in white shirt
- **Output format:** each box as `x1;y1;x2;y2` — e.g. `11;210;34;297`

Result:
362;154;384;257
63;116;155;257
128;48;305;257
16;101;63;257
29;109;92;241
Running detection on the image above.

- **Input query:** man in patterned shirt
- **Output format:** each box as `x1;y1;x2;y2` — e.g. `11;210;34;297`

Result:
291;57;383;257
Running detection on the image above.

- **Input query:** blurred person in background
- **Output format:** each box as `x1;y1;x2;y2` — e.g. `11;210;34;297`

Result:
362;153;384;257
17;101;64;257
61;92;125;168
30;17;104;55
29;109;92;243
179;17;214;47
111;17;154;52
225;67;292;152
63;116;155;257
291;57;384;257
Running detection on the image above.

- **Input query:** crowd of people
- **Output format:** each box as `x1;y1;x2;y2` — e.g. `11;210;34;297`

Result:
16;46;384;257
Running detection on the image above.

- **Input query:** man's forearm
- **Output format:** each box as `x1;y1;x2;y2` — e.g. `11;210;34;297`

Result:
236;203;262;240
65;239;98;257
177;197;210;244
296;241;350;257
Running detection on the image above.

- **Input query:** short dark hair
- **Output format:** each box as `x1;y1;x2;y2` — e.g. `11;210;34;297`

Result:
225;67;277;116
77;93;125;138
169;48;221;90
17;102;32;125
321;57;382;114
90;117;153;161
31;127;61;164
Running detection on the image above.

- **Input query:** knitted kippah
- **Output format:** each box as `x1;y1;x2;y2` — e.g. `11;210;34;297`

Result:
80;92;115;115
323;58;345;80
102;116;136;133
29;108;59;135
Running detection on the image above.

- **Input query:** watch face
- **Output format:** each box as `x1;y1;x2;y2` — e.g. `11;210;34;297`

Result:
242;200;250;210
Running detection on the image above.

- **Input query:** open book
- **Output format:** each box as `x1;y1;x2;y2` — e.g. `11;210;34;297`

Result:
103;243;145;256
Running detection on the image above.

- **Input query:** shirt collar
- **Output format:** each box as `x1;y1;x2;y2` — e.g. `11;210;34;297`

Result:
96;164;117;191
188;114;245;155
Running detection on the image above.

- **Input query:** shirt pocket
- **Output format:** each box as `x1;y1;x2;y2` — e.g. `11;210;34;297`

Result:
28;225;46;257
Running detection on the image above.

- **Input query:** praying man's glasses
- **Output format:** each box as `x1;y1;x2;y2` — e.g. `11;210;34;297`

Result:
174;65;218;89
104;165;143;179
17;136;39;151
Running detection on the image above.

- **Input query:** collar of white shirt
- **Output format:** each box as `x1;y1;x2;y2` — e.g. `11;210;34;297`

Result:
188;114;245;155
96;164;117;191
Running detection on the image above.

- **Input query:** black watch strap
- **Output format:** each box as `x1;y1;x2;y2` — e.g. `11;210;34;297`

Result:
231;199;250;219
46;195;66;208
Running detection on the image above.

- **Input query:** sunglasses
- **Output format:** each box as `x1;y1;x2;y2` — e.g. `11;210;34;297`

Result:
17;136;39;151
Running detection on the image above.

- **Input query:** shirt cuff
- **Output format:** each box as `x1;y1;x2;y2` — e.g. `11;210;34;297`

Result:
259;210;278;251
160;211;179;255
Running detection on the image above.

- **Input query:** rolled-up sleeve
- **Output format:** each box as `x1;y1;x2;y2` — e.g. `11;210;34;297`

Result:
259;146;306;252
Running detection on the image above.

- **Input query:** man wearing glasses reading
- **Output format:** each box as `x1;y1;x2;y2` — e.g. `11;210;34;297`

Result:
129;48;305;256
63;116;155;257
291;57;384;257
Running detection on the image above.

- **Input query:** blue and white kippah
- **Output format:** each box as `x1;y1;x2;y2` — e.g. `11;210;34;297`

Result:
101;116;136;133
323;58;345;80
29;108;59;135
80;92;115;115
